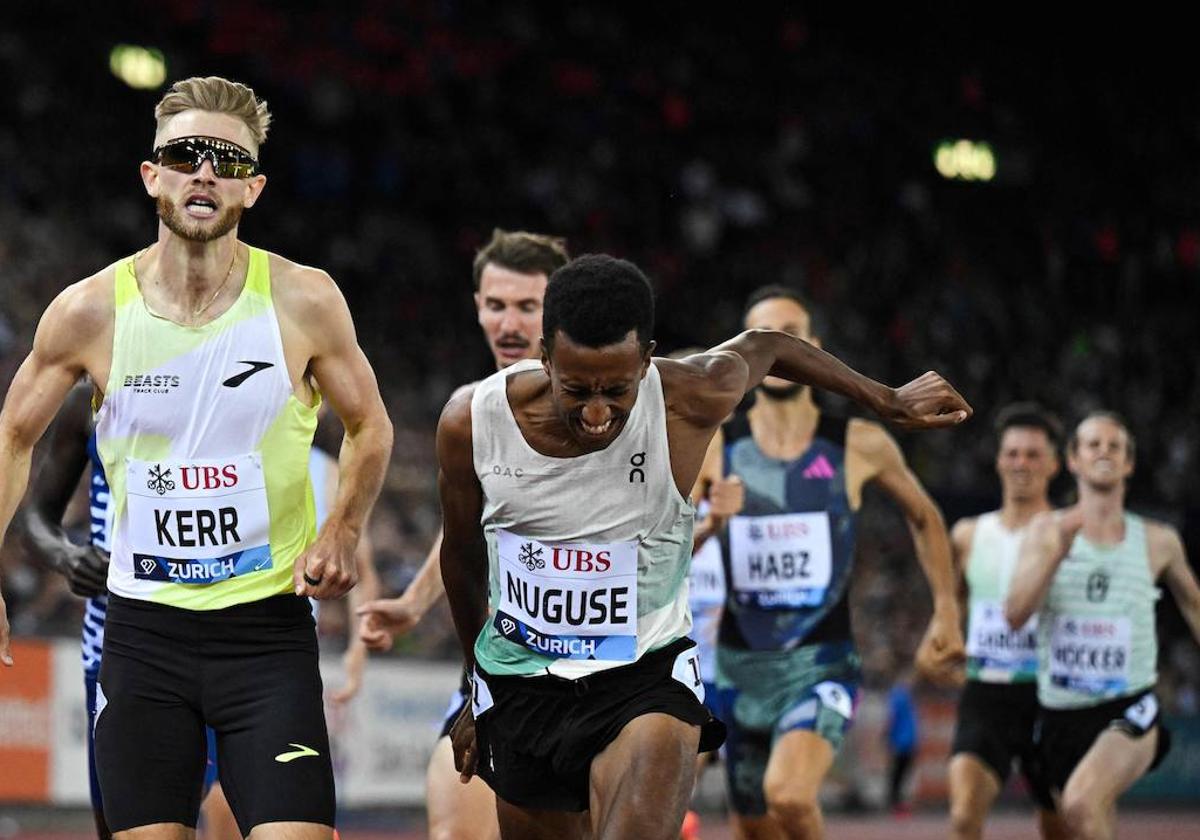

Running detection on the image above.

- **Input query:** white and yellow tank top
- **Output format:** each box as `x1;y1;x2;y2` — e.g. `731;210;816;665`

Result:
95;246;319;610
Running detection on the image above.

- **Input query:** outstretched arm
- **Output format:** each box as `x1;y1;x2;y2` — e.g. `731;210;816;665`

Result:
856;420;964;685
358;530;446;652
1005;508;1080;628
710;329;972;430
437;389;489;667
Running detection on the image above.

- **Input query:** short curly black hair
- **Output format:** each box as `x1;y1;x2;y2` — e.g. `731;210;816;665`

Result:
542;254;654;353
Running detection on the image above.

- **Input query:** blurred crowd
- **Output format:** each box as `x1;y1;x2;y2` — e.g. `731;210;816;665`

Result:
1;4;1198;707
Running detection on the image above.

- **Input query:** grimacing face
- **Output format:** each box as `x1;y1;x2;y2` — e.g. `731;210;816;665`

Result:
743;296;818;392
996;426;1059;502
1068;417;1134;489
141;109;267;243
541;329;653;451
475;263;548;369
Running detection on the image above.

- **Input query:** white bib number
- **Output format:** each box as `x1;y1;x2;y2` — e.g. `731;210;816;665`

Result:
494;529;638;662
125;454;272;584
966;599;1038;679
688;536;725;609
728;512;833;609
1049;615;1131;696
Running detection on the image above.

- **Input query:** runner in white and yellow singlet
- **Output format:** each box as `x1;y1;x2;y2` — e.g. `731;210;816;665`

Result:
0;77;392;840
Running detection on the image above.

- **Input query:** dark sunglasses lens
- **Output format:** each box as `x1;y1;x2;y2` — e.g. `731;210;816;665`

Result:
156;143;200;173
214;160;256;178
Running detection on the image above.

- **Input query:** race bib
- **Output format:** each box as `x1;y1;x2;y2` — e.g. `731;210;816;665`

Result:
671;648;705;703
688;536;725;609
125;454;272;584
471;669;495;718
728;512;833;609
967;599;1038;680
1049;615;1131;696
493;530;638;662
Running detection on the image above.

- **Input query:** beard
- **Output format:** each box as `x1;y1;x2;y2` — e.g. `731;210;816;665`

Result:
758;381;806;401
157;195;243;243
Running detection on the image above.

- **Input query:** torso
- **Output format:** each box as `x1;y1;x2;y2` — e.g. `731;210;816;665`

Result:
963;512;1039;684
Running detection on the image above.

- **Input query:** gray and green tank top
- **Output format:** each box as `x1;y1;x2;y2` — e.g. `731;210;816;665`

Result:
1037;513;1159;709
471;359;695;679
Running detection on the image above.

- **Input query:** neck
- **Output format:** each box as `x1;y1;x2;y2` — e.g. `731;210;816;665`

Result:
146;224;240;300
1078;481;1126;542
998;496;1052;530
747;387;819;458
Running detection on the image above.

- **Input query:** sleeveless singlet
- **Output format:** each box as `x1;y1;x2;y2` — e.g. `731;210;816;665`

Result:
95;247;319;610
719;413;857;651
1037;513;1159;709
471;359;695;679
964;512;1039;684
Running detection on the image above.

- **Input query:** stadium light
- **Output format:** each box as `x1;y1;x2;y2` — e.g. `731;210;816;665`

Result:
110;45;167;90
933;139;996;182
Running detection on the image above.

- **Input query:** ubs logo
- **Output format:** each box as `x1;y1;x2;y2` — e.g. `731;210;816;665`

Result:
629;452;646;483
1086;571;1110;603
147;464;176;496
518;542;545;571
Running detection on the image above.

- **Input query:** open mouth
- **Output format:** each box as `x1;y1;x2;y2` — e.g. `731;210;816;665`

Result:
579;417;615;437
185;195;218;217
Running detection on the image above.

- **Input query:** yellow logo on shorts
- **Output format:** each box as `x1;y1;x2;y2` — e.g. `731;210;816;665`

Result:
274;743;320;763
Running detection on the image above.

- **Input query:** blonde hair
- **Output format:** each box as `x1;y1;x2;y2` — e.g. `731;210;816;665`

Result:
154;76;271;150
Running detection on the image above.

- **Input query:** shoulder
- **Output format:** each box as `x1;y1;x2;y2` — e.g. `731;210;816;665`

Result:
1142;517;1184;560
656;350;748;424
847;418;903;465
265;252;345;315
36;268;116;357
951;516;979;552
438;384;476;441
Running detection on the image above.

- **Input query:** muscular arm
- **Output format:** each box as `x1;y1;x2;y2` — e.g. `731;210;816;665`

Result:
949;517;978;622
279;268;393;599
0;278;111;665
1150;523;1200;648
854;420;964;681
17;381;108;598
1005;510;1075;629
437;389;489;667
703;329;971;430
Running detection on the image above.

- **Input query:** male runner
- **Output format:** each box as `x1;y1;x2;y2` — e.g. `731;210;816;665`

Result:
0;76;392;840
439;255;971;839
357;228;568;840
714;285;965;840
1006;412;1200;840
947;404;1067;840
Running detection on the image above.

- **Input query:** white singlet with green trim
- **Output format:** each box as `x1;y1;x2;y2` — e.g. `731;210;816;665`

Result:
1037;513;1159;709
964;512;1039;684
96;247;319;610
471;359;695;679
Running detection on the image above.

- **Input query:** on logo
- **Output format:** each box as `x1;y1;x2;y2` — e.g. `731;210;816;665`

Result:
1086;571;1110;603
518;543;545;571
629;452;646;483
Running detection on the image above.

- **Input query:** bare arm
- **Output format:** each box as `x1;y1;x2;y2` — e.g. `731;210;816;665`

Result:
856;420;964;683
1005;508;1080;629
0;279;110;665
1151;523;1200;648
281;269;394;599
699;329;972;430
17;381;109;598
437;388;489;667
950;517;977;622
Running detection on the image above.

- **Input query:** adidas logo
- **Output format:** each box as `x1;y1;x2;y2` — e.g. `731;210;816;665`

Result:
802;455;836;480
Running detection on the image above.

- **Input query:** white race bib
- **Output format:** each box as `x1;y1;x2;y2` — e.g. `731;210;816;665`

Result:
1049;615;1131;696
967;599;1038;680
688;536;725;609
493;529;638;661
728;512;833;609
671;648;705;703
125;454;272;584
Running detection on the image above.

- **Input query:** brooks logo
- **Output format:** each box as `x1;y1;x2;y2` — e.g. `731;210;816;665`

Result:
223;361;275;388
274;743;320;763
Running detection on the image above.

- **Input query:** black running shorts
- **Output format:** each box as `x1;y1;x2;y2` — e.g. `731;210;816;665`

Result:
473;637;726;812
1035;690;1172;798
951;679;1052;808
95;594;335;834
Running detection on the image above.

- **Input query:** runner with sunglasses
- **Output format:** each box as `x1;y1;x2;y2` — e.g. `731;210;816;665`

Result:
0;76;393;840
